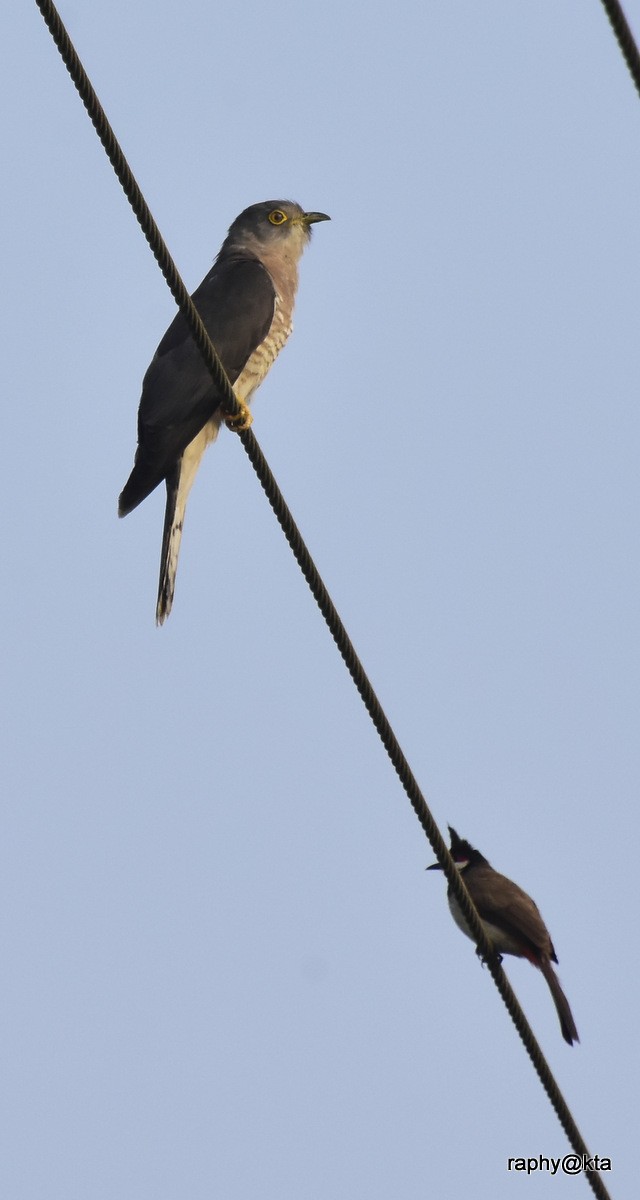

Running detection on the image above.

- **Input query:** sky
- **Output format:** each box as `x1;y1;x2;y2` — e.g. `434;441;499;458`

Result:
1;2;638;1197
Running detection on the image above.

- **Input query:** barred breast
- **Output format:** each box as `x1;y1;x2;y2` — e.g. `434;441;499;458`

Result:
234;291;293;405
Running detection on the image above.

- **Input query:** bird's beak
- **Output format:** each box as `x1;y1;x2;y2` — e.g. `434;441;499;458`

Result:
301;211;331;225
426;861;443;871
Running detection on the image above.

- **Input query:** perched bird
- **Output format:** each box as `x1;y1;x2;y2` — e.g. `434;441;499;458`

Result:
119;199;330;623
428;827;579;1045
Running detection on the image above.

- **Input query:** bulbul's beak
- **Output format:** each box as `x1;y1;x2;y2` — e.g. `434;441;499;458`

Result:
426;861;443;871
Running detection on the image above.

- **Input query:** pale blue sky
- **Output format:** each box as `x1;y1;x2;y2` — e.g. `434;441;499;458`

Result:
1;3;638;1196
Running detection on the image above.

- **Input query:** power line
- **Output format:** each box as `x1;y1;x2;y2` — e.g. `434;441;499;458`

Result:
599;0;640;98
33;4;612;1196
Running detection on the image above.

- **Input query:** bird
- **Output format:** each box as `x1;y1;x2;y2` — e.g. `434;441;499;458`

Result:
118;199;330;624
427;827;579;1045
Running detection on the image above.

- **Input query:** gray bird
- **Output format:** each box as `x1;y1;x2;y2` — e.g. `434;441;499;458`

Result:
428;827;579;1045
119;199;330;623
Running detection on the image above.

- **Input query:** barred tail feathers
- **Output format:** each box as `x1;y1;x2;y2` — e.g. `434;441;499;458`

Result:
155;418;221;624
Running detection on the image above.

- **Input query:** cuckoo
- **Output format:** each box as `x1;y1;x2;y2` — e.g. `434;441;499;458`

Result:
119;199;330;623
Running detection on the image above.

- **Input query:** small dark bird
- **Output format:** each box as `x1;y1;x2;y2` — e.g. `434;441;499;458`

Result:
428;827;579;1045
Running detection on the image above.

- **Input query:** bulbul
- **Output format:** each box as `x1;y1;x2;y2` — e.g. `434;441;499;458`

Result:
428;827;579;1045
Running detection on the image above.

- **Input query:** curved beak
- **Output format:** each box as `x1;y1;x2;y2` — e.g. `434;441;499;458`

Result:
302;211;331;225
426;861;443;871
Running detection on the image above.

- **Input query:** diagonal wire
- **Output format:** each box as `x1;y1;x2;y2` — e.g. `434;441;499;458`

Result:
33;3;242;425
34;3;611;1196
599;0;640;98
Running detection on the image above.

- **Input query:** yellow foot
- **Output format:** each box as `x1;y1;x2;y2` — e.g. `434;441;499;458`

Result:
224;402;253;432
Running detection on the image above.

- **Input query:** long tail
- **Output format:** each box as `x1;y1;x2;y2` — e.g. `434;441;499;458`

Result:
539;958;579;1046
156;464;185;624
155;418;221;624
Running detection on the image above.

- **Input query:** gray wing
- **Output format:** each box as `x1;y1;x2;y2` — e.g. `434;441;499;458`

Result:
119;254;275;514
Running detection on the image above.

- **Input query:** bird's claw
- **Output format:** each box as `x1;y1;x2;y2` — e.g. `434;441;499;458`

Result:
224;402;253;432
476;948;503;967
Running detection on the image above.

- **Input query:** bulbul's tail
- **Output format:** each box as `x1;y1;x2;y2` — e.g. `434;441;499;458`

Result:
539;958;579;1046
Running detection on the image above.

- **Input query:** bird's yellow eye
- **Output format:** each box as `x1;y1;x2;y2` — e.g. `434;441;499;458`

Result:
268;209;288;226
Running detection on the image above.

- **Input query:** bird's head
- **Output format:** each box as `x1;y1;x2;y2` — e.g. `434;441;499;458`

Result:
427;826;489;873
222;200;330;262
